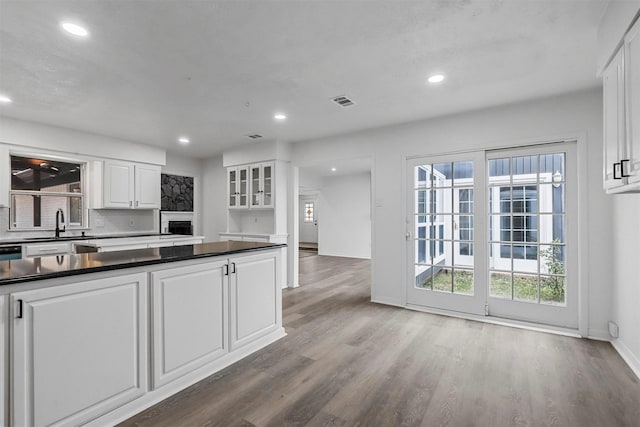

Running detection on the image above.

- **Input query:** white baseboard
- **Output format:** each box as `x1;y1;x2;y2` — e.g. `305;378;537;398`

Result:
370;297;405;308
587;328;611;341
611;338;640;380
86;328;286;427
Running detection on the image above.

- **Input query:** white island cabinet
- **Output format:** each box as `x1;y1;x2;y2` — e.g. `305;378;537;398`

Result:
1;244;285;427
150;260;228;389
10;273;148;427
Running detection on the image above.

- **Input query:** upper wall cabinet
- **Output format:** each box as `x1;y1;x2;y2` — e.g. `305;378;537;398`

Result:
227;162;274;209
95;160;161;209
227;166;249;209
250;162;274;209
603;18;640;194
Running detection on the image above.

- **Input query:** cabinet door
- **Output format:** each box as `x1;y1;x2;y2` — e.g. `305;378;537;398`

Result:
238;166;249;208
135;164;161;209
228;167;238;208
250;164;262;207
103;160;134;208
229;250;281;350
11;273;148;427
261;163;274;208
625;18;640;183
603;48;626;190
150;261;228;388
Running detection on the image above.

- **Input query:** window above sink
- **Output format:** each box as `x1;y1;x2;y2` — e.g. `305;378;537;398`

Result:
9;155;87;230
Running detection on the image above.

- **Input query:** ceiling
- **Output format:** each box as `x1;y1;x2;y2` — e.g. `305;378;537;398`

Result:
0;0;608;158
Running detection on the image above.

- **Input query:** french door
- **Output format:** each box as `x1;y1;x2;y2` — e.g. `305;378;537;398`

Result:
407;142;578;328
406;151;487;315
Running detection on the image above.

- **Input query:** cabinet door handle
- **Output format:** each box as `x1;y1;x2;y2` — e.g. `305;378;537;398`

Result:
135;200;139;207
613;162;622;179
231;262;236;274
224;264;229;276
129;200;133;207
16;299;23;319
621;159;631;177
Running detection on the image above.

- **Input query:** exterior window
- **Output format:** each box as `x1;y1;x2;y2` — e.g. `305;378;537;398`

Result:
9;156;85;229
500;185;538;260
303;202;314;223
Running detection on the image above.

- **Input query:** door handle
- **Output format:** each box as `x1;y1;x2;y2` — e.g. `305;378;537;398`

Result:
223;264;229;276
16;299;23;319
135;200;139;207
129;200;133;207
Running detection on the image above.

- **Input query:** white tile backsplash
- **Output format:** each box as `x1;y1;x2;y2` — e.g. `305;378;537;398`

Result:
0;207;158;240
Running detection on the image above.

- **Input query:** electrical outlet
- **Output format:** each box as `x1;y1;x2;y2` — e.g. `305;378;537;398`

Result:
129;219;135;227
608;321;619;338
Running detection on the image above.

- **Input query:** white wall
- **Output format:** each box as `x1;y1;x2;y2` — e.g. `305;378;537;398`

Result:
611;194;640;376
201;155;227;242
0;116;165;165
317;172;371;259
290;88;611;338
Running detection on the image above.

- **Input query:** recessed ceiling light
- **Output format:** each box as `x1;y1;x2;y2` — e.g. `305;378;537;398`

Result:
178;137;190;145
60;21;89;37
331;167;337;172
274;113;287;121
427;74;445;84
0;95;12;104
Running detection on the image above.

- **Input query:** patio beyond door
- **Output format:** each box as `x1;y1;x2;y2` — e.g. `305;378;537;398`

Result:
407;143;578;329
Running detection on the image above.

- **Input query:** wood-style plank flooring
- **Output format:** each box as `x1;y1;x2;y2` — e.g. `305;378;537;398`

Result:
120;254;640;427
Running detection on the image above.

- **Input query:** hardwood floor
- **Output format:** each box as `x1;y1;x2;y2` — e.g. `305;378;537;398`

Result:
120;255;640;427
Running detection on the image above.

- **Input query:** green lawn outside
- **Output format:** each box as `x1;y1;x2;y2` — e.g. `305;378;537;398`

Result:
420;269;565;304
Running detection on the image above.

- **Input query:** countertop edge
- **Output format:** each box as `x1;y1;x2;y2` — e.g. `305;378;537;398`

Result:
0;244;286;286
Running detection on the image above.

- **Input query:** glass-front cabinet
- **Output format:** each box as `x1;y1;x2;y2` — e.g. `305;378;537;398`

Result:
250;163;274;208
228;163;273;209
227;166;249;209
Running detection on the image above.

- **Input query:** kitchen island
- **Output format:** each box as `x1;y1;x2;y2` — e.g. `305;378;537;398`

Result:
0;241;286;427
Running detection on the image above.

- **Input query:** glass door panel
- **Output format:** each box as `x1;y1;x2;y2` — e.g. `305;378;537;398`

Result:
251;166;261;206
228;169;237;207
407;152;486;315
486;144;577;328
263;165;272;206
239;168;248;207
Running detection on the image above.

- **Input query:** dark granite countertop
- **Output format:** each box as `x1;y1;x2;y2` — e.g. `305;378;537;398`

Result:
0;241;285;286
0;233;183;245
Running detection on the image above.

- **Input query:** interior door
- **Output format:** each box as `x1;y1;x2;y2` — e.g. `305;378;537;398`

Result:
299;197;318;244
406;152;486;315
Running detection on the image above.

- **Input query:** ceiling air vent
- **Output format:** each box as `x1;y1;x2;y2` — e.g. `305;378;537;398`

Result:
246;134;263;139
331;95;356;108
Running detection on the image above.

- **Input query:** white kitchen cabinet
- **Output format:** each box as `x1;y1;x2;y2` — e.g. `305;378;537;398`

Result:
603;48;627;191
99;160;161;209
227;166;249;209
250;162;274;208
624;17;640;185
229;250;281;350
10;273;148;427
602;18;640;193
150;261;228;388
135;163;162;208
227;162;274;209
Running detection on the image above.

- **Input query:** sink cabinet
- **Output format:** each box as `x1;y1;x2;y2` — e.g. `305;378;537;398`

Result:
10;273;148;426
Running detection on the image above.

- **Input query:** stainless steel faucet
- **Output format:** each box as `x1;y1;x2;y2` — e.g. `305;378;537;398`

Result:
55;208;66;239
